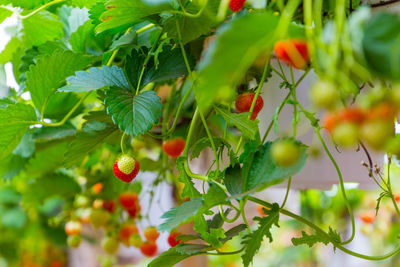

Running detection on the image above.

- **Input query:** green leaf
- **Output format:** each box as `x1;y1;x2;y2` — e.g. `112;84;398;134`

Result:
13;131;34;158
23;174;81;203
220;224;247;243
44;92;83;121
109;29;137;50
176;157;201;198
1;208;27;229
291;231;329;247
148;247;194;267
124;45;193;90
105;89;162;136
0;37;23;64
25;50;93;112
0;7;12;23
59;65;130;93
363;12;400;80
64;116;119;168
95;0;173;33
190;137;230;160
242;203;280;267
176;244;210;255
33;125;76;142
195;11;303;110
25;143;68;175
0;103;36;160
0;188;21;205
70;20;95;53
241;141;307;192
161;0;219;44
0;154;27;180
214;106;258;140
22;11;64;48
159;198;203;232
224;164;242;195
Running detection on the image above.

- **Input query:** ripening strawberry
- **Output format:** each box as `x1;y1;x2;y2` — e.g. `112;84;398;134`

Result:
229;0;246;12
113;155;140;183
92;182;103;194
322;112;339;133
65;221;82;236
119;223;139;246
102;199;116;213
140;242;158;257
395;193;400;202
144;226;160;242
119;192;139;209
126;205;140;218
274;39;309;69
339;107;366;125
168;232;183;247
50;260;63;267
162;138;186;158
360;212;375;224
235;92;264;120
367;102;397;121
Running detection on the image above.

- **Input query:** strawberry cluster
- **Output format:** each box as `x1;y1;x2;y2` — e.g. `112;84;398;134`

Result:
323;102;398;152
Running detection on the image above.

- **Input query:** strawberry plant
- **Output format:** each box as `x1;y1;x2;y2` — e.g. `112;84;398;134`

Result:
1;0;400;266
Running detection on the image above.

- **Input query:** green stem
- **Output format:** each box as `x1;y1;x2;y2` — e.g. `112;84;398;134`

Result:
218;204;240;223
281;176;292;208
183;108;200;156
120;132;126;154
314;128;355;245
205;247;245;256
19;0;66;19
240;198;251;234
199;110;220;172
136;30;163;95
386;157;400;219
183;160;227;191
176;21;193;78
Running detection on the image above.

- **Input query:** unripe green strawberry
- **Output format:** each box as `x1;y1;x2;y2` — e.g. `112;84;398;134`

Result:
131;138;146;150
67;235;82;248
130;234;143;248
113;155;140;183
310;80;339;110
102;237;119;254
386;135;400;157
360;120;394;150
271;139;301;167
89;209;110;228
332;122;359;148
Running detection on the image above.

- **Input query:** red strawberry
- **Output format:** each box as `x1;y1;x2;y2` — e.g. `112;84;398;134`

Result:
92;182;103;194
113;155;140;183
102;199;116;213
119;223;139;246
235;92;264;120
126;205;140;218
229;0;246;12
339;107;366;125
274;39;309;69
168;232;183;247
140;242;158;257
322;112;339;133
119;192;138;209
144;226;160;242
162;138;186;158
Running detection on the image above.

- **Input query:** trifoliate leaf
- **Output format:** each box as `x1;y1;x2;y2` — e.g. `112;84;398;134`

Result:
105;89;162;136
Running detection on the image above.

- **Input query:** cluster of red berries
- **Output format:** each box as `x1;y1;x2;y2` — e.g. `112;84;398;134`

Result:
322;102;398;151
